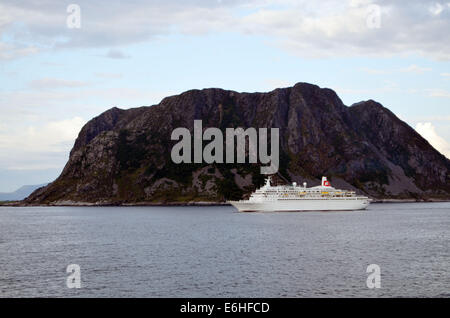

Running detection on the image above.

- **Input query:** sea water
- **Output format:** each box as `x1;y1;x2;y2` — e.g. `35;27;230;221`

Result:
0;203;448;297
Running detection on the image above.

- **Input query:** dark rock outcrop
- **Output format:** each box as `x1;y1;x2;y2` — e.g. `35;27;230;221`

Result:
25;82;450;204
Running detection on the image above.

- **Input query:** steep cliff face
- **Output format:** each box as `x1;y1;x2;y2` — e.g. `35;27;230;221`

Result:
25;83;450;204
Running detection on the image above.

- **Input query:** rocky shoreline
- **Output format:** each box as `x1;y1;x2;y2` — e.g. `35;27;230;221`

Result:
2;199;449;207
1;200;230;207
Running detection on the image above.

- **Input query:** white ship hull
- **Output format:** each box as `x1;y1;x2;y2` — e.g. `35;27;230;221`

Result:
229;198;370;212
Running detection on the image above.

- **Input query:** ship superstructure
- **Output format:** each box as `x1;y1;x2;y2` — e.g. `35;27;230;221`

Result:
229;177;371;212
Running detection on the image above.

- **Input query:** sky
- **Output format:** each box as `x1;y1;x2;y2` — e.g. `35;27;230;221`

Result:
0;0;449;192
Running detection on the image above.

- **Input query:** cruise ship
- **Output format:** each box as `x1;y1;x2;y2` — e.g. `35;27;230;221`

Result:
229;177;371;212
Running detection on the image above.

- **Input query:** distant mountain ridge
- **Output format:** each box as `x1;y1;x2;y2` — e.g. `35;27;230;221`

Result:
0;184;48;201
25;82;450;205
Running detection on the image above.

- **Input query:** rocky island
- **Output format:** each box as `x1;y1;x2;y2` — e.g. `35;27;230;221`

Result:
24;82;450;205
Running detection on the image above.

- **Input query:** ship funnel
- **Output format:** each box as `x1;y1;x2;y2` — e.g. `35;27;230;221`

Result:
322;176;331;187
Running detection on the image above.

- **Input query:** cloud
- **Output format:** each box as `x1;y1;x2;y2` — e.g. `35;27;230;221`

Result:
426;88;450;98
0;42;39;60
29;78;89;89
239;0;450;59
429;2;445;15
0;117;86;170
0;84;173;171
0;87;173;116
0;117;86;153
399;64;432;74
1;0;450;60
104;49;130;59
415;122;450;158
360;64;432;75
0;0;235;57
